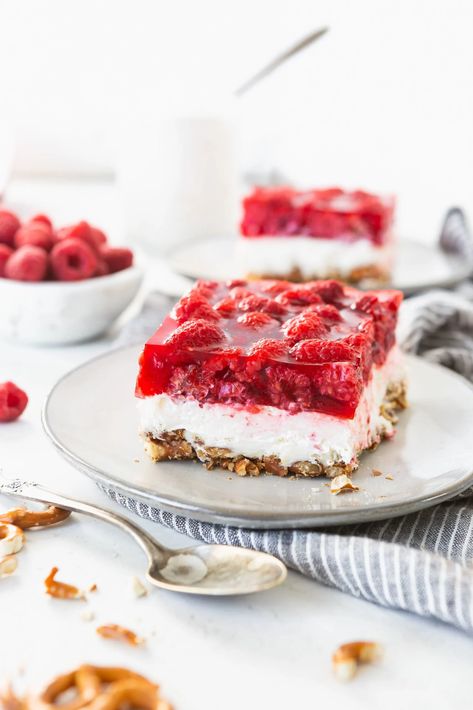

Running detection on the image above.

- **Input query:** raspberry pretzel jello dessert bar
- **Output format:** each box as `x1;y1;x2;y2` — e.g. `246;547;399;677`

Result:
136;279;407;478
238;187;395;285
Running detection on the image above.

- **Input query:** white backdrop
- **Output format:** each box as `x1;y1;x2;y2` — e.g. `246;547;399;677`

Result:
0;0;472;240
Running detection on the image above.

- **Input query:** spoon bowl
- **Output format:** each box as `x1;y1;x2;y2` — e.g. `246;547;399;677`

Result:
150;545;287;595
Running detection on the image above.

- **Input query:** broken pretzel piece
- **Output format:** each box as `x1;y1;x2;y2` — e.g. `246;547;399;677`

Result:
96;624;144;647
330;474;359;496
0;555;18;578
332;640;382;681
0;524;24;557
44;567;84;600
16;665;172;710
0;506;70;530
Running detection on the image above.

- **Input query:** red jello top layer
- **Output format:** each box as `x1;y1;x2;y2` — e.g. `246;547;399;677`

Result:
240;187;395;246
136;279;402;418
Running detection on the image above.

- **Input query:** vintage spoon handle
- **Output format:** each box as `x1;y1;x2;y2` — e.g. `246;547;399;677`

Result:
0;478;165;564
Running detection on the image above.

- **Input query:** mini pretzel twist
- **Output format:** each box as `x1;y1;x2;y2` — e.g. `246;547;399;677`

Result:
28;666;172;710
0;524;24;557
0;507;70;529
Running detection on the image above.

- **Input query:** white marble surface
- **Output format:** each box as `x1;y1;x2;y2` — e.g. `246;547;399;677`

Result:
0;179;472;708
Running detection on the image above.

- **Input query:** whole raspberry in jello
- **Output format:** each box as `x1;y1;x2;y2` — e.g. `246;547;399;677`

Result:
136;278;403;418
0;382;28;422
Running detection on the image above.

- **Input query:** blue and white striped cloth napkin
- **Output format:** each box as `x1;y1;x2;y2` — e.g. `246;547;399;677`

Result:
109;209;473;634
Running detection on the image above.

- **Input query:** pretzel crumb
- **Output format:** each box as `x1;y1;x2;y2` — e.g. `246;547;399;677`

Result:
80;609;95;623
330;474;359;495
372;469;383;477
0;555;18;578
96;624;144;646
88;583;98;593
0;506;70;529
44;567;84;600
131;576;148;598
385;474;394;480
332;641;382;681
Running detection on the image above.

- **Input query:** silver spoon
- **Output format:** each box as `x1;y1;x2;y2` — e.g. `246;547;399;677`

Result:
0;478;287;596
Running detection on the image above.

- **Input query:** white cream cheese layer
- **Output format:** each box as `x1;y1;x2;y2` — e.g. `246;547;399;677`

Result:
137;347;405;468
237;235;392;279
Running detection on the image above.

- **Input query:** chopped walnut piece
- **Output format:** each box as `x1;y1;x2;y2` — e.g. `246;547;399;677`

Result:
372;469;383;477
0;555;18;578
330;474;359;496
332;641;382;681
0;505;70;529
96;624;144;646
44;567;84;600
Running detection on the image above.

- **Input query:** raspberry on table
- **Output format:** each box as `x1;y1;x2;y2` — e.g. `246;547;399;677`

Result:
4;245;48;282
0;244;14;277
0;210;21;247
50;237;98;281
100;246;133;274
0;382;28;422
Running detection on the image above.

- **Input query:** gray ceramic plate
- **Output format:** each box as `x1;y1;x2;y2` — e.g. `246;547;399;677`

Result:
167;238;471;296
43;346;473;529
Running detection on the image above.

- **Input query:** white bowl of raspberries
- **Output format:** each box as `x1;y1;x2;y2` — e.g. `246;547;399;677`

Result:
0;209;143;345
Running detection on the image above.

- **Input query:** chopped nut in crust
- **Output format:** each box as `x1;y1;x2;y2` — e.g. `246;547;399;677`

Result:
44;567;84;600
96;624;144;646
330;475;359;495
332;641;382;681
0;506;70;529
0;555;18;578
7;665;173;710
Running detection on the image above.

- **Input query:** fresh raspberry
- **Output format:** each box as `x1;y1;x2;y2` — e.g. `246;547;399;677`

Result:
94;259;110;277
214;297;237;317
304;303;342;322
0;244;14;277
99;246;133;274
50;237;98;281
165;319;225;349
237;312;278;329
0;210;21;247
90;226;107;247
276;286;323;307
4;245;48;282
0;382;28;422
248;338;288;359
30;214;53;229
282;312;329;342
15;225;54;251
261;298;287;316
172;293;221;323
56;221;107;252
